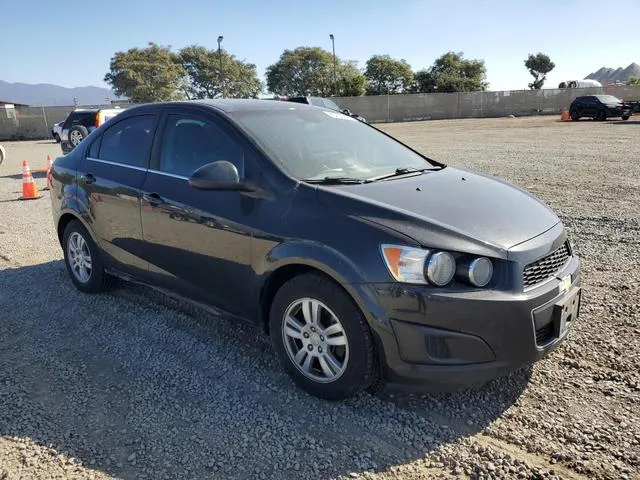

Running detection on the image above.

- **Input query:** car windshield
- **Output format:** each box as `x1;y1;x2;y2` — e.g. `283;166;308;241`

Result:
232;108;435;181
595;95;622;104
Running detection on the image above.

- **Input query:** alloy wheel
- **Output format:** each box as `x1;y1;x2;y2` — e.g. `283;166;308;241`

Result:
281;298;349;383
67;232;92;283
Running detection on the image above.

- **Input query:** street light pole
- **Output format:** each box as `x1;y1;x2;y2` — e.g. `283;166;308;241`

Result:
329;34;337;96
217;35;224;98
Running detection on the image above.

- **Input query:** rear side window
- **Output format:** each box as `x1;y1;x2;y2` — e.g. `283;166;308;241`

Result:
159;114;244;178
310;98;324;107
67;111;97;127
97;115;155;168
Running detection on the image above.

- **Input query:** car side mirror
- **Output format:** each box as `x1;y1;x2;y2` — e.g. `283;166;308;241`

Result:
189;161;247;191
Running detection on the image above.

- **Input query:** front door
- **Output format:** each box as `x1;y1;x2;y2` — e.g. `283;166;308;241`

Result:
78;112;158;274
140;107;256;317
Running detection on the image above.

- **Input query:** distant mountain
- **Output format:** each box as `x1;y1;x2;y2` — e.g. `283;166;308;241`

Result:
0;80;119;106
585;63;640;85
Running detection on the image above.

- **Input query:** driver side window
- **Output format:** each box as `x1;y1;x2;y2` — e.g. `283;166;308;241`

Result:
159;114;244;178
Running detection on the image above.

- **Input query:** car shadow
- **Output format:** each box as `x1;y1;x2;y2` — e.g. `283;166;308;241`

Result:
0;170;48;180
0;261;529;479
610;120;640;125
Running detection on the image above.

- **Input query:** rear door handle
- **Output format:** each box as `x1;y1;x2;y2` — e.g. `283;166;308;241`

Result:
142;192;165;207
82;173;95;185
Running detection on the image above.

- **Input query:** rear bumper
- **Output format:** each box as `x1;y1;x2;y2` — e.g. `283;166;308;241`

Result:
359;255;581;391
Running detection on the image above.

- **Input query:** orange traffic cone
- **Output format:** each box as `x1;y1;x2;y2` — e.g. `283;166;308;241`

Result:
43;155;54;190
20;160;41;200
560;110;570;121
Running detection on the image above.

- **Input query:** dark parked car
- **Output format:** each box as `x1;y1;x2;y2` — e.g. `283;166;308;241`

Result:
283;96;367;122
50;99;581;400
569;95;632;121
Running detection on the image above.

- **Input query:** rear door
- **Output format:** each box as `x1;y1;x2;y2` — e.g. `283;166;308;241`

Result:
79;111;159;275
139;105;255;317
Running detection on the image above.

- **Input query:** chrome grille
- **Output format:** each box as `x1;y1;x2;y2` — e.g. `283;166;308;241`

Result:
523;242;571;288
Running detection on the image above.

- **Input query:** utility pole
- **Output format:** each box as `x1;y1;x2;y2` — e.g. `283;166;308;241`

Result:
217;35;224;98
329;34;337;96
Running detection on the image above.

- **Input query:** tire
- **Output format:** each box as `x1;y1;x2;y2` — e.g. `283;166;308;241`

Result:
269;273;378;400
622;115;630;121
53;133;61;143
62;220;110;293
570;110;580;121
68;125;89;148
596;109;607;121
0;145;5;165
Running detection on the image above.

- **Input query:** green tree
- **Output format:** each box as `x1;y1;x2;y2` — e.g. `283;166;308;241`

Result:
411;52;488;93
628;76;640;86
337;61;366;96
266;47;365;97
179;45;263;99
364;55;414;95
104;43;185;103
524;53;555;90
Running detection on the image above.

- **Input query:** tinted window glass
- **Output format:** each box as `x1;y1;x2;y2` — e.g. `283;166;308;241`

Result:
159;114;244;178
310;98;324;107
233;109;431;181
97;115;154;168
68;111;97;127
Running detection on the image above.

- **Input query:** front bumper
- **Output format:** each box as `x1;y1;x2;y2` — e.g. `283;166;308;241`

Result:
607;107;632;117
358;248;581;391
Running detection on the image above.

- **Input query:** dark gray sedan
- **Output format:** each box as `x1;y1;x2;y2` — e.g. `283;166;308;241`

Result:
50;99;581;400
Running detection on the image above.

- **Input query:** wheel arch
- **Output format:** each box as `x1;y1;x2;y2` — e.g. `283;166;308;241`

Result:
255;241;389;336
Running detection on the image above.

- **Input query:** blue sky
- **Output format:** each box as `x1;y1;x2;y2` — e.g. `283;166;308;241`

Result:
3;0;638;92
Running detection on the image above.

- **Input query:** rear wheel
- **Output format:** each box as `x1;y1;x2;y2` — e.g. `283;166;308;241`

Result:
596;109;607;121
269;273;378;400
53;133;61;143
622;115;630;121
0;145;5;165
570;110;580;121
62;220;110;293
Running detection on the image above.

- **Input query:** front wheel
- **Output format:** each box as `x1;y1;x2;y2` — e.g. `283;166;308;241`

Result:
571;111;580;121
53;133;61;143
62;220;110;293
269;274;378;400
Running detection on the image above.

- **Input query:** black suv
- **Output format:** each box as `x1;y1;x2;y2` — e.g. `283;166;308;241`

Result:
283;96;367;122
569;95;632;121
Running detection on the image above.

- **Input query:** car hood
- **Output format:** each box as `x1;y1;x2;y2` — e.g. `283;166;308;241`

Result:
316;167;560;253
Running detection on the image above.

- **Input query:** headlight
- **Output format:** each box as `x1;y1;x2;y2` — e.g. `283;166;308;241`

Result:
426;252;456;286
466;257;493;287
381;245;428;284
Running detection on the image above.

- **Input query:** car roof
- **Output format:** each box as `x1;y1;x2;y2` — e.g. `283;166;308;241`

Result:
125;99;320;114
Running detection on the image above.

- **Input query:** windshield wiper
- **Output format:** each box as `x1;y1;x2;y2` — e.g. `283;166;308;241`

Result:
303;177;366;185
367;167;437;182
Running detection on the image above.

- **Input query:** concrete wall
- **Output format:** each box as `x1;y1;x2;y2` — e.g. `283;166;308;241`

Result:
336;85;640;123
0;105;112;141
2;86;639;140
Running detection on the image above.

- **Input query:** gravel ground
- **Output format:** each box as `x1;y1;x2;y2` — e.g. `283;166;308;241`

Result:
0;116;638;480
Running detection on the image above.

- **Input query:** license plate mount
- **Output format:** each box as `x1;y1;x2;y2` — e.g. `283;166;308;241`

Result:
553;287;581;337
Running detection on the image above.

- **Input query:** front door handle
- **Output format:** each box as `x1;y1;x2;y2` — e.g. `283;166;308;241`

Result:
82;173;95;185
142;192;165;207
